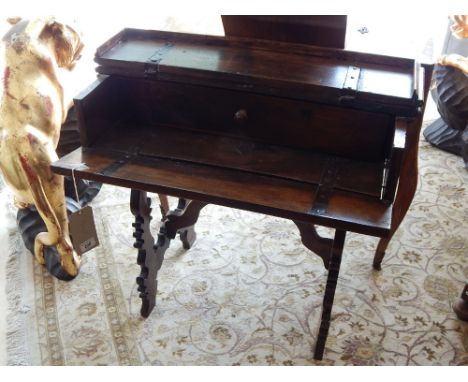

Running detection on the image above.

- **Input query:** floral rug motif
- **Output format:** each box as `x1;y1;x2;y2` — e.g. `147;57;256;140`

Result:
4;128;468;365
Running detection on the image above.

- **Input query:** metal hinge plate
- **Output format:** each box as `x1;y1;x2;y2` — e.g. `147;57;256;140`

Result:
144;41;174;77
343;65;361;92
97;145;141;177
310;158;340;215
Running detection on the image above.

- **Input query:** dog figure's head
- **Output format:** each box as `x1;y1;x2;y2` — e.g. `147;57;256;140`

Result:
39;18;84;69
4;16;84;69
450;15;468;39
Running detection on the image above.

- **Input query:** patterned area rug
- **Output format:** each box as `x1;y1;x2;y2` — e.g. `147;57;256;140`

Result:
3;128;468;366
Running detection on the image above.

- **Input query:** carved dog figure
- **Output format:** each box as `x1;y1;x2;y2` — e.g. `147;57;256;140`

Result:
0;17;83;277
438;15;468;74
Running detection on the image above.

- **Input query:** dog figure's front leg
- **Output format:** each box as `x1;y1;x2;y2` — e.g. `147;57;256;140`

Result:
9;133;81;277
29;170;80;277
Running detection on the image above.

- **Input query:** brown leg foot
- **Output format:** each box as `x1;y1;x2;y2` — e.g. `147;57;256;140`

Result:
314;229;346;360
453;284;468;322
373;238;389;271
131;194;207;318
176;199;198;250
293;221;334;269
372;115;427;270
158;194;170;219
130;189;165;318
167;199;206;249
179;226;197;249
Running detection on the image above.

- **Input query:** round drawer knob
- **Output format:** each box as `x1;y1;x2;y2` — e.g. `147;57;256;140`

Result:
234;109;248;123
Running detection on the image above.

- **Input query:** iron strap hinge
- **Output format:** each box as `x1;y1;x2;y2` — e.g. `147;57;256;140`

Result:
339;65;361;103
144;41;174;77
310;158;340;216
97;145;141;177
343;65;361;93
380;158;391;201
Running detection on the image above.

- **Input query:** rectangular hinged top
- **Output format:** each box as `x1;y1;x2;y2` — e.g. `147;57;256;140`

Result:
95;29;424;116
50;28;429;239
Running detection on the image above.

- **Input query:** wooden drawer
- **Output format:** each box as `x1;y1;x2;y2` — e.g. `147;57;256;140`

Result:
116;78;393;161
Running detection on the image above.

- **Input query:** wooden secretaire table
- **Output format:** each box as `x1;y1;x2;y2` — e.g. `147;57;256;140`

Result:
52;29;433;360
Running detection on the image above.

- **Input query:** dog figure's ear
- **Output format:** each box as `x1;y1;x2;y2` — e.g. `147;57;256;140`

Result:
450;15;468;39
7;16;22;25
41;19;84;69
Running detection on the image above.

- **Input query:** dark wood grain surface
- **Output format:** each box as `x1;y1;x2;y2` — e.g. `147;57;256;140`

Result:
51;25;432;360
54;29;428;241
221;16;347;49
51;147;392;236
119;78;394;161
94;29;422;116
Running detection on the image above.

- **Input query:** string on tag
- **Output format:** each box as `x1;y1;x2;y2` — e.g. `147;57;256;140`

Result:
71;166;81;209
67;163;99;255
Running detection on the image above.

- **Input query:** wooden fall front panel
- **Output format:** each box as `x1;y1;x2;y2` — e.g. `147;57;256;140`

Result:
52;28;432;360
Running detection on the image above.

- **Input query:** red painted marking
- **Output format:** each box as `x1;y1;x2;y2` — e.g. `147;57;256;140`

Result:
19;154;38;184
3;67;13;98
3;67;10;91
45;57;54;71
3;67;17;100
44;96;53;117
27;133;37;144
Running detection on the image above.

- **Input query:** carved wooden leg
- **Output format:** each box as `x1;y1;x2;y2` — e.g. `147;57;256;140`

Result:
373;118;420;270
172;199;200;249
293;221;334;269
374;66;433;270
314;229;346;360
158;194;170;219
130;189;162;317
163;199;206;246
180;227;197;249
453;283;468;322
373;238;390;271
131;192;207;317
